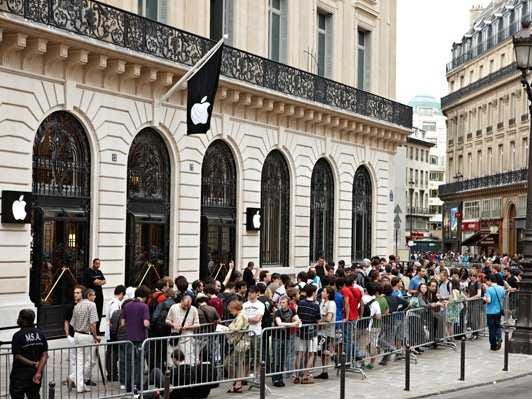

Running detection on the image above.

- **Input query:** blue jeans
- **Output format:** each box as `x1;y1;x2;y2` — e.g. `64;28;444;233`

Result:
125;342;143;391
487;313;502;348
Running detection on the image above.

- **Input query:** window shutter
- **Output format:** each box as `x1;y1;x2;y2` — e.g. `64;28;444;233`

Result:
224;0;234;46
279;0;288;63
158;0;168;23
325;15;333;78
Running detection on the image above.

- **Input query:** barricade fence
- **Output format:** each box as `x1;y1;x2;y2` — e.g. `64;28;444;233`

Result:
0;297;498;398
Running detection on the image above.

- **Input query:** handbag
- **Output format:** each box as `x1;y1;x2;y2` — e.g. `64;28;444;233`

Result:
173;306;191;337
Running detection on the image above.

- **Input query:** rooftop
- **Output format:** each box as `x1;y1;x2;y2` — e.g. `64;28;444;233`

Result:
409;95;442;115
446;0;526;73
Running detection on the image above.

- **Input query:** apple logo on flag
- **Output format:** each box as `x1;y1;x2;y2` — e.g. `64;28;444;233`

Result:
12;195;27;221
191;96;211;125
253;210;261;229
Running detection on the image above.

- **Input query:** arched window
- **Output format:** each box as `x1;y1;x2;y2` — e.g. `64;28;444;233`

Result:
126;128;170;287
127;129;170;202
200;140;237;279
310;158;334;263
352;166;372;261
31;111;91;337
261;150;290;266
202;140;237;209
33;112;90;198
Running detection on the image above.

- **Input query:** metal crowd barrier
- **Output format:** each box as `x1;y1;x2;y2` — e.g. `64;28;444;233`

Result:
0;296;496;397
1;339;136;398
139;328;259;398
404;298;487;351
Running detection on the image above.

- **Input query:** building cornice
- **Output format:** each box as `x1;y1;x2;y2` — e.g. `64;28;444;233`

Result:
0;0;411;153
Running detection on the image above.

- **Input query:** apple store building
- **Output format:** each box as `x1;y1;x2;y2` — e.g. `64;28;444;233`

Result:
0;8;411;337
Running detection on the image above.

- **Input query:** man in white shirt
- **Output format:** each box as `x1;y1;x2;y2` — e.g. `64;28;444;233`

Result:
166;295;199;364
362;282;382;369
243;286;265;335
105;285;125;382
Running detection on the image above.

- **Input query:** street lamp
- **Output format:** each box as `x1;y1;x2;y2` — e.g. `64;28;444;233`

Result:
408;180;415;261
511;21;532;354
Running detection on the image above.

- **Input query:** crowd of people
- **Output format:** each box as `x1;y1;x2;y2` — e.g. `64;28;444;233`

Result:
9;253;522;398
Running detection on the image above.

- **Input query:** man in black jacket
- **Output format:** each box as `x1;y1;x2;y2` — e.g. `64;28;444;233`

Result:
10;309;49;399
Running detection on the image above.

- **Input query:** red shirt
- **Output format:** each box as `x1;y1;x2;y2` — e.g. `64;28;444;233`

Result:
208;296;224;319
341;286;362;321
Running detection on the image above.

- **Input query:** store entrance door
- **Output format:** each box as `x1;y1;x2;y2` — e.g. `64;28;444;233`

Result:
200;215;235;280
32;207;89;338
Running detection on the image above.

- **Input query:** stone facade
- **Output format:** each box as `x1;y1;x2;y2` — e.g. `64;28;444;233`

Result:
0;0;409;334
440;0;529;254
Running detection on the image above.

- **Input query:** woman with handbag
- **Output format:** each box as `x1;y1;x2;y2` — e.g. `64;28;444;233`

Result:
225;300;250;393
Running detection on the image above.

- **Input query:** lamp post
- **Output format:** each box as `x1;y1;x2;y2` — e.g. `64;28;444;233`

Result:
511;21;532;354
408;180;415;261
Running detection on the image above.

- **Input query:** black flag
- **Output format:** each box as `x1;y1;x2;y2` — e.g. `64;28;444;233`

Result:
187;44;223;134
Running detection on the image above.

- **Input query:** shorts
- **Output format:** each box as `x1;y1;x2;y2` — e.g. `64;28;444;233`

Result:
296;336;318;353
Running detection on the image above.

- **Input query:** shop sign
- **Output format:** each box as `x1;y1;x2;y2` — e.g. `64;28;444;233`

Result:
1;190;32;224
246;208;261;231
461;220;480;232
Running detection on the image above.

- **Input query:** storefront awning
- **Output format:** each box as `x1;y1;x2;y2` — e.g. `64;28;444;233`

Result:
478;233;499;246
462;232;499;246
461;232;482;246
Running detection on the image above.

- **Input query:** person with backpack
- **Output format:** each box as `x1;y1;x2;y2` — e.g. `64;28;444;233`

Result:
105;285;125;382
437;270;452;300
148;288;178;371
361;282;381;370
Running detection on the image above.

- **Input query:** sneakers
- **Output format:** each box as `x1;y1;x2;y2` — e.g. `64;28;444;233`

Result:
315;372;329;379
273;381;285;387
301;377;314;384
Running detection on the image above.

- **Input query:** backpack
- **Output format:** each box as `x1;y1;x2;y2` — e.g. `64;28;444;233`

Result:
148;292;164;318
356;271;368;289
363;299;376;318
152;298;177;336
109;308;122;341
258;295;274;328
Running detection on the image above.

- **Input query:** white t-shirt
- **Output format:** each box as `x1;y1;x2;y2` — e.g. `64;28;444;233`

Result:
362;294;381;329
243;300;265;335
319;300;337;337
166;304;200;336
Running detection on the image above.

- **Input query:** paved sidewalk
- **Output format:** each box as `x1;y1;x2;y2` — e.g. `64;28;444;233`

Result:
210;337;532;398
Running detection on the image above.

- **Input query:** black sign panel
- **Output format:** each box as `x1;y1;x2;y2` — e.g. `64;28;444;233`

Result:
1;190;32;224
246;208;261;231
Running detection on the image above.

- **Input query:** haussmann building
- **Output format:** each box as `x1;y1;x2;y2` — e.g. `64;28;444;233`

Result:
0;0;411;337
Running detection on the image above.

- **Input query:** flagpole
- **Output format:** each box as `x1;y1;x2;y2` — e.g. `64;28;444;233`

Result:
158;36;225;105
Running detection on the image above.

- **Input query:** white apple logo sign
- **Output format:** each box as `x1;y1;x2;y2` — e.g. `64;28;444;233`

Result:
12;195;27;221
253;210;261;229
191;96;211;125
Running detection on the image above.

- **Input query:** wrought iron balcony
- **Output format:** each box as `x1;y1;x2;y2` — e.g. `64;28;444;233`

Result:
407;207;432;216
441;63;518;109
0;0;412;129
438;168;527;198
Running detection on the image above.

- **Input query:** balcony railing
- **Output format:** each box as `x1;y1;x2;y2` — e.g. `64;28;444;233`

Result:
446;20;523;72
407;207;432;216
0;0;413;129
438;168;527;197
441;63;518;109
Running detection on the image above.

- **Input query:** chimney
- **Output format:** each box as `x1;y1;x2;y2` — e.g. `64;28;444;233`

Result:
470;4;485;27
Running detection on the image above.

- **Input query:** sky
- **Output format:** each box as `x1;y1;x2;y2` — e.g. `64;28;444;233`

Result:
396;0;493;105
